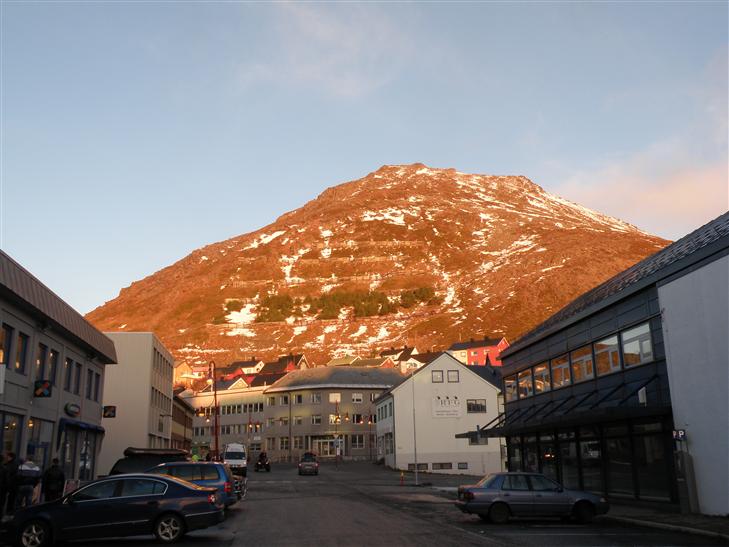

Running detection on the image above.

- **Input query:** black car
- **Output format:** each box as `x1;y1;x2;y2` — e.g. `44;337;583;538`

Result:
2;473;224;546
109;447;188;475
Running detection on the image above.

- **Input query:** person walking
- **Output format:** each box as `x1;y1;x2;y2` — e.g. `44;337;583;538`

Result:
16;457;41;509
42;458;65;502
3;453;19;515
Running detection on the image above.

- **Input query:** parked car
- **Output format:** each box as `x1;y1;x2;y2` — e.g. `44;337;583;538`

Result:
222;443;247;477
297;452;319;476
1;473;224;547
108;447;188;475
455;472;609;524
147;462;239;507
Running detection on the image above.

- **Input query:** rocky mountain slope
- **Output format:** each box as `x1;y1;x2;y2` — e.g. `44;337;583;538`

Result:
86;164;669;366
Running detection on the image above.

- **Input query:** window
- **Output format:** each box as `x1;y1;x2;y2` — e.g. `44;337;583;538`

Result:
200;465;219;480
447;370;460;383
622;323;653;368
73;480;119;501
121;479;165;497
93;373;101;402
518;369;533;398
329;392;341;403
0;324;13;365
35;343;48;381
73;362;82;394
551;354;570;388
530;475;561;491
533;362;551;394
467;399;487;413
280;395;289;405
311;393;321;404
266;418;276;427
408;463;428;471
267;396;276;406
504;375;517;402
431;370;443;383
502;474;530;491
293;436;304;449
266;438;275;451
311;415;321;425
15;332;29;374
571;345;594;383
352;414;363;424
370;393;379;402
279;417;289;426
595;336;620;376
352;393;363;403
293;394;303;405
328;414;339;425
279;437;289;450
48;350;59;385
457;462;469;470
63;358;73;391
432;462;453;470
351;434;364;449
293;416;302;426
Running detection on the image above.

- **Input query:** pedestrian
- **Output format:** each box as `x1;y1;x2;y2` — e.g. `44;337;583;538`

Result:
3;452;19;515
205;452;212;462
42;458;65;502
191;454;199;462
16;457;41;509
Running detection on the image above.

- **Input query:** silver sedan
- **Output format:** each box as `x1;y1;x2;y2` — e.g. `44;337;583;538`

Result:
455;472;609;524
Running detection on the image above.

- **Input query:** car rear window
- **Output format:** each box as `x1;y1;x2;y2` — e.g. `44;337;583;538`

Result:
167;465;195;481
301;455;316;462
200;465;220;480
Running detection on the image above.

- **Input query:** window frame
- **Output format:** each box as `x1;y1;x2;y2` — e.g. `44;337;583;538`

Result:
447;370;460;383
550;354;571;389
431;370;444;383
466;399;487;413
532;362;551;394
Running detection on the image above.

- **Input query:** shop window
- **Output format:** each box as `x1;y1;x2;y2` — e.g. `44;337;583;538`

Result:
1;412;22;456
622;323;653;368
518;369;533;398
606;437;634;497
559;441;580;490
595;336;620;376
635;434;670;501
504;375;517;402
551;355;570;388
580;439;603;493
533;362;550;394
570;345;594;383
26;418;53;469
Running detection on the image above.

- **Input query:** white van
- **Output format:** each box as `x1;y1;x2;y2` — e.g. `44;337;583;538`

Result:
223;443;247;477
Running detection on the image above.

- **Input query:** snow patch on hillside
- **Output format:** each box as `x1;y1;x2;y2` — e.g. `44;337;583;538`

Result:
226;327;255;338
245;230;286;250
226;304;257;324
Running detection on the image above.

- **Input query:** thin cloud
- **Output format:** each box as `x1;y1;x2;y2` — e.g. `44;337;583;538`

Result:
237;4;417;97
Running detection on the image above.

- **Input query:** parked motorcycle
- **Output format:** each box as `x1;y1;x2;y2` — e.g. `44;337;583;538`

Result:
254;452;271;472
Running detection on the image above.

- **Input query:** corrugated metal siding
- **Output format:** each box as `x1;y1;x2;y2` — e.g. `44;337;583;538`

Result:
0;250;116;363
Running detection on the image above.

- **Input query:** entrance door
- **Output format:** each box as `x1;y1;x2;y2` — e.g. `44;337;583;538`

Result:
315;439;335;457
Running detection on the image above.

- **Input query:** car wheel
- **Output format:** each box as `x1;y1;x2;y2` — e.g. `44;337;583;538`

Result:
18;520;51;547
573;501;596;524
154;513;186;544
488;503;510;524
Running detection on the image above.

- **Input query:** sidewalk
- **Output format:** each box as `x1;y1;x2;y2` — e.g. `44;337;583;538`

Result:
599;503;729;542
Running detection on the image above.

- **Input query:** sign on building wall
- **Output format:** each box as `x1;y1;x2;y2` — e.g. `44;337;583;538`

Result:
431;396;462;418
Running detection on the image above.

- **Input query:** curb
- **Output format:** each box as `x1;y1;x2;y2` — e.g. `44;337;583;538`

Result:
600;515;729;542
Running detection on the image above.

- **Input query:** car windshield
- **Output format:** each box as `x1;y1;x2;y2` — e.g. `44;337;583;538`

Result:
475;474;502;488
224;452;245;459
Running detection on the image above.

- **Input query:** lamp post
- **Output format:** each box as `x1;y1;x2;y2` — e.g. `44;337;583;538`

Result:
207;360;220;460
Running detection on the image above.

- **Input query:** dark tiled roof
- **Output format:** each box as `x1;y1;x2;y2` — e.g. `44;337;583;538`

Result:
228;359;262;369
503;212;729;358
249;372;288;387
200;378;244;391
278;353;305;366
466;365;502;389
259;361;288;375
0;250;116;363
410;351;443;364
348;357;392;368
449;337;503;351
263;366;403;392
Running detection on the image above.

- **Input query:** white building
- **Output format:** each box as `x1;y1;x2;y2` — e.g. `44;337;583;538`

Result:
376;353;503;475
658;232;728;516
97;332;175;475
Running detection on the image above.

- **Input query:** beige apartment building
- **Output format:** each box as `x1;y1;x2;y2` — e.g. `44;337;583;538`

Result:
97;332;175;475
262;367;404;462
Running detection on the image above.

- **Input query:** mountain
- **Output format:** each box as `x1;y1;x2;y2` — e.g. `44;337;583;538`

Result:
86;164;669;367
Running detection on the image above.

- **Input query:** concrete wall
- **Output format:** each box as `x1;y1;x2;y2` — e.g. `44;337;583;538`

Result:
381;355;502;475
659;253;729;516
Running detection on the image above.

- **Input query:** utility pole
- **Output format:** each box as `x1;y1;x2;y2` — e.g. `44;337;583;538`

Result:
411;368;418;486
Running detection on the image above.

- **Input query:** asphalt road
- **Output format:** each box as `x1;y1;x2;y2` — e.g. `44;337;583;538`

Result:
69;462;727;547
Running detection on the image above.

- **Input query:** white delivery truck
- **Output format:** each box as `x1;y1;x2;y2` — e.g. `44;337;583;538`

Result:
222;443;247;477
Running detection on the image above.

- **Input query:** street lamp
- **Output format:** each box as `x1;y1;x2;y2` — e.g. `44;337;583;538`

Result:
207;361;220;460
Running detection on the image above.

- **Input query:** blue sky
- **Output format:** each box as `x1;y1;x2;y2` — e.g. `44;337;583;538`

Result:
1;2;727;314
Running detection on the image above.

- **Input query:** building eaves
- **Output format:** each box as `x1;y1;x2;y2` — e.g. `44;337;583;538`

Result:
501;212;729;359
0;250;117;363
